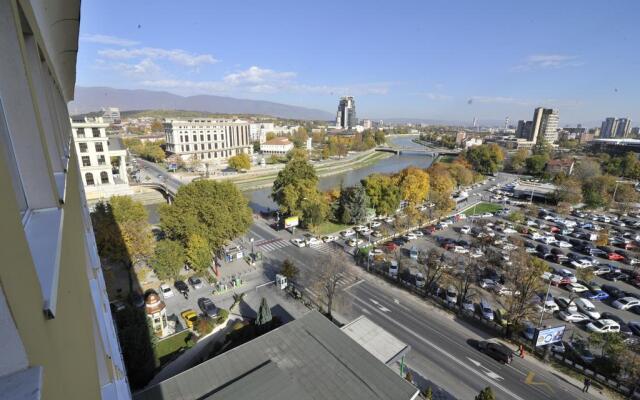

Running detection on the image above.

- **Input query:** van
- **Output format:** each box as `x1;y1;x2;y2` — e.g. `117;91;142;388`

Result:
446;286;458;304
480;299;494;320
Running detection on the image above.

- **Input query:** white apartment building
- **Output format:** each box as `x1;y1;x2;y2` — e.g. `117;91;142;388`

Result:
164;119;252;166
260;137;295;156
0;0;130;399
101;107;121;124
71;117;131;201
249;122;275;143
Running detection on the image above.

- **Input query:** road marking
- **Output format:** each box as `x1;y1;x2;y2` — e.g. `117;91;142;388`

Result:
304;287;318;297
350;295;526;400
361;308;371;315
343;279;364;291
394;298;400;305
369;298;391;313
466;357;504;381
525;372;554;393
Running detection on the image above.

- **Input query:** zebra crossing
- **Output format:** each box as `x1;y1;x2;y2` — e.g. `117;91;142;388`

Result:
307;241;336;254
254;238;292;253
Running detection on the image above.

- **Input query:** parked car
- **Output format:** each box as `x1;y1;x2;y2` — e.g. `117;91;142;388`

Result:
175;280;189;296
479;298;494;320
340;229;355;238
198;297;217;318
462;297;475;313
565;341;595;364
556;297;578;313
460;225;471;234
603;272;629;282
575;298;601;319
291;238;306;247
415;273;425;288
612;297;640;310
586;319;621;333
405;232;418;241
181;309;198;329
346;238;364;247
384;242;399;252
322;235;338;243
566;282;589;293
388;260;399;278
600;312;633;338
558;311;589;323
188;276;204;290
159;284;174;299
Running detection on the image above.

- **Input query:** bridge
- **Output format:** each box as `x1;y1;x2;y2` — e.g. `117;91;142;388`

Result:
130;181;178;202
375;146;461;157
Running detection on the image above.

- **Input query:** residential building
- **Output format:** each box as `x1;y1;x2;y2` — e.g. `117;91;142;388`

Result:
462;137;483;148
71;117;131;201
362;119;374;129
532;107;559;143
601;117;619;138
260;137;294;156
616;118;632;138
632;127;640;137
249;122;275;143
455;131;466;146
515;120;532;140
0;1;130;399
164;119;252;165
336;96;357;129
546;159;575;175
101;107;121;124
578;132;595;144
135;311;419;400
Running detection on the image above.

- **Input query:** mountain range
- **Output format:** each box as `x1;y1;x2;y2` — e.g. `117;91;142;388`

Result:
68;87;334;121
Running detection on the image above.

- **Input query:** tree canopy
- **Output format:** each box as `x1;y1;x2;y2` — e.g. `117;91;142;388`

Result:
464;144;504;175
361;174;401;216
336;185;370;224
150;239;185;281
396;167;430;206
228;153;251;170
271;154;319;216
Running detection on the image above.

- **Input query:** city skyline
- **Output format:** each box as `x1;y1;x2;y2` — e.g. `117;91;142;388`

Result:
76;0;640;124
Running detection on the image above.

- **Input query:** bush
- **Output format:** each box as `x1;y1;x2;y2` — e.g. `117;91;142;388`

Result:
195;317;215;336
217;308;229;324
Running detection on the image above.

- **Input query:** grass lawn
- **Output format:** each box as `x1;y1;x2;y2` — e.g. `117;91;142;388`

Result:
154;330;194;366
462;202;503;216
437;155;456;163
314;221;350;236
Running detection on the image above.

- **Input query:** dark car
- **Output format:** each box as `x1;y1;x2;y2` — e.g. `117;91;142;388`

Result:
130;292;145;308
477;341;513;364
603;272;629;282
175;280;189;294
555;297;576;311
601;284;625;299
630;306;640;315
188;276;204;290
197;297;218;317
565;341;595;364
628;321;640;336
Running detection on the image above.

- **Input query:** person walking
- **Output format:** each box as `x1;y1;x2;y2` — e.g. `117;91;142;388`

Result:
518;344;525;359
582;377;591;393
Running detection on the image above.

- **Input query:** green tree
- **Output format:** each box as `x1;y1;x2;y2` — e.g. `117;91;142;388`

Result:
464;144;504;174
554;177;583;204
279;259;299;282
361;174;401;216
337;185;370;224
266;132;276;141
185;233;211;273
574;159;602;181
272;155;318;216
228;153;251;170
374;130;386;145
509;148;529;172
582;175;616;208
150;240;185;281
291;126;308;148
160;180;253;251
475;387;496;400
423;386;433;400
396;167;430;206
255;297;273;329
507;211;525;223
525;154;549;176
301;190;330;231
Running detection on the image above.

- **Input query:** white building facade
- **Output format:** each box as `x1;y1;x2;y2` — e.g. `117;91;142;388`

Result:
260;137;294;156
71;117;131;201
164;119;252;166
249;122;275;143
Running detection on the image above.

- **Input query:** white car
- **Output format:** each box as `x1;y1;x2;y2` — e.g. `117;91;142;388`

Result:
415;273;425;288
460;225;471;234
566;282;589;293
291;238;306;247
453;246;469;254
368;248;384;258
370;221;382;228
494;285;515;296
385;217;395;223
404;233;417;240
462;298;475;313
322;235;338;243
536;303;559;313
470;249;483;258
540;236;557;244
388;260;398;278
353;225;367;232
359;228;372;236
586;319;620;333
160;284;174;299
570;260;591;269
575;298;601;319
305;236;321;245
340;229;355;238
481;212;493;218
558;311;589;323
480;279;497;289
557;241;572;248
347;238;364;247
503;227;517;234
612;297;640;310
413;230;424;237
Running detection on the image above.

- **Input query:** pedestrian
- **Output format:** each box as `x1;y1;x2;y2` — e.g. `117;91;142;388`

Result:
519;344;525;359
582;377;591;393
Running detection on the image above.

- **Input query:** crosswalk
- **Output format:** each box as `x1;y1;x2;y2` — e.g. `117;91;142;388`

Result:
304;271;364;298
254;238;292;253
307;241;336;254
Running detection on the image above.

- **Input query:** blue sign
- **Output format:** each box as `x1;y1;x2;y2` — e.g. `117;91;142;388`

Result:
534;325;565;347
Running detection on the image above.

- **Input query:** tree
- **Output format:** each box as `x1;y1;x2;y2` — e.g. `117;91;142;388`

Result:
574;159;602;181
614;183;639;212
361;174;401;217
423;387;433;400
509;148;529;172
374;130;386;145
92;196;154;269
448;162;474;187
255;297;273;329
596;228;609;246
186;233;211;273
554;177;583;204
266;132;276;141
428;164;456;213
272;154;318;216
150;240;185;281
418;249;447;294
452;260;479;311
160;180;253;251
475;387;496;400
301;190;329;231
312;253;348;320
582;175;616;208
279;259;299;282
589;332;625;358
228;153;251;170
286;147;309;161
396;167;430;206
525;154;549;176
337;185;370;224
291;126;308;148
507;211;525;224
576;267;595;283
464;144;504;175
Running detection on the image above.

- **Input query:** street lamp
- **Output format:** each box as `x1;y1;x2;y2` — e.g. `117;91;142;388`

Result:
538;278;552;328
250;237;255;264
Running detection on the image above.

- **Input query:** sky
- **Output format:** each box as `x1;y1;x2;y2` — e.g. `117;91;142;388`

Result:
76;0;640;126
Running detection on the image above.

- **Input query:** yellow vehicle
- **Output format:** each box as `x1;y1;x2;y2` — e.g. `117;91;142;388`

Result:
181;309;198;329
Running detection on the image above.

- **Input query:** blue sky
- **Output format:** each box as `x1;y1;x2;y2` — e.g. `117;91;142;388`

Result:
77;0;640;125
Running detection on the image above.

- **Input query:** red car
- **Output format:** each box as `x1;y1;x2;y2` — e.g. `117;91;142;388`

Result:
549;226;560;233
384;242;399;252
608;252;625;261
424;225;436;234
443;242;456;250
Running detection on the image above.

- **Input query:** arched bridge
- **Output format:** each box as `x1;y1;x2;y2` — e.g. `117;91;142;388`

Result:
375;146;461;157
130;182;178;202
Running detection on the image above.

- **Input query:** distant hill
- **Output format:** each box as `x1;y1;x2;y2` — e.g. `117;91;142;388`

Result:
69;87;334;121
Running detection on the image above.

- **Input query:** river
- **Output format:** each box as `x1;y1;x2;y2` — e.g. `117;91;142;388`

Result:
245;134;433;212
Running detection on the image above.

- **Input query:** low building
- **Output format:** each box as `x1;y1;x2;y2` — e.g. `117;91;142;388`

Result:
578;132;595;144
546;159;575;176
135;311;419;400
71;117;132;201
145;292;171;338
260;137;294;156
486;136;534;150
513;181;558;201
101;107;121;124
462;137;483;148
590;138;640;155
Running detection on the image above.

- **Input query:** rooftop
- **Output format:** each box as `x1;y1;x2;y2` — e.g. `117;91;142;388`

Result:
134;311;419;400
262;137;292;146
341;315;410;365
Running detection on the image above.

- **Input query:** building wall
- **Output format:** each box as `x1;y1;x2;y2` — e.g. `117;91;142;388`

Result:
0;0;129;398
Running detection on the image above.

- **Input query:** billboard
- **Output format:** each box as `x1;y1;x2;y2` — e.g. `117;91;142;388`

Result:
284;216;299;229
534;325;565;347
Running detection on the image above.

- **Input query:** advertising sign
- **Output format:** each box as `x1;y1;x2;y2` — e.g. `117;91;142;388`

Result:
284;216;299;229
534;325;565;347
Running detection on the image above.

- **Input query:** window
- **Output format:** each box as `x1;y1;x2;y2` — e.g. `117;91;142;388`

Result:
100;171;109;184
192;135;197;141
200;134;204;141
82;156;91;167
207;134;211;140
215;143;218;149
208;143;212;150
94;142;103;152
186;145;190;151
0;100;27;215
214;134;217;140
92;128;100;137
85;173;95;185
97;155;106;165
79;143;88;153
77;128;86;138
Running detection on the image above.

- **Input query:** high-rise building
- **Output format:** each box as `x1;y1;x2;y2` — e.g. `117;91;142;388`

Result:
71;117;132;200
531;107;559;143
631;127;640;137
336;96;356;129
516;120;533;140
615;118;632;138
600;118;619;138
101;107;121;124
0;1;130;399
164;119;252;165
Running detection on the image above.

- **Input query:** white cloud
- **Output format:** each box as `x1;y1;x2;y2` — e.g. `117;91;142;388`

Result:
80;34;140;47
513;54;583;71
410;92;453;101
224;66;296;85
99;47;218;67
469;96;583;108
95;58;163;79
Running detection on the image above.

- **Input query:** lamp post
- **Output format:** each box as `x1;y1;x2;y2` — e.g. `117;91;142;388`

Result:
538;278;552;328
250;237;255;264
